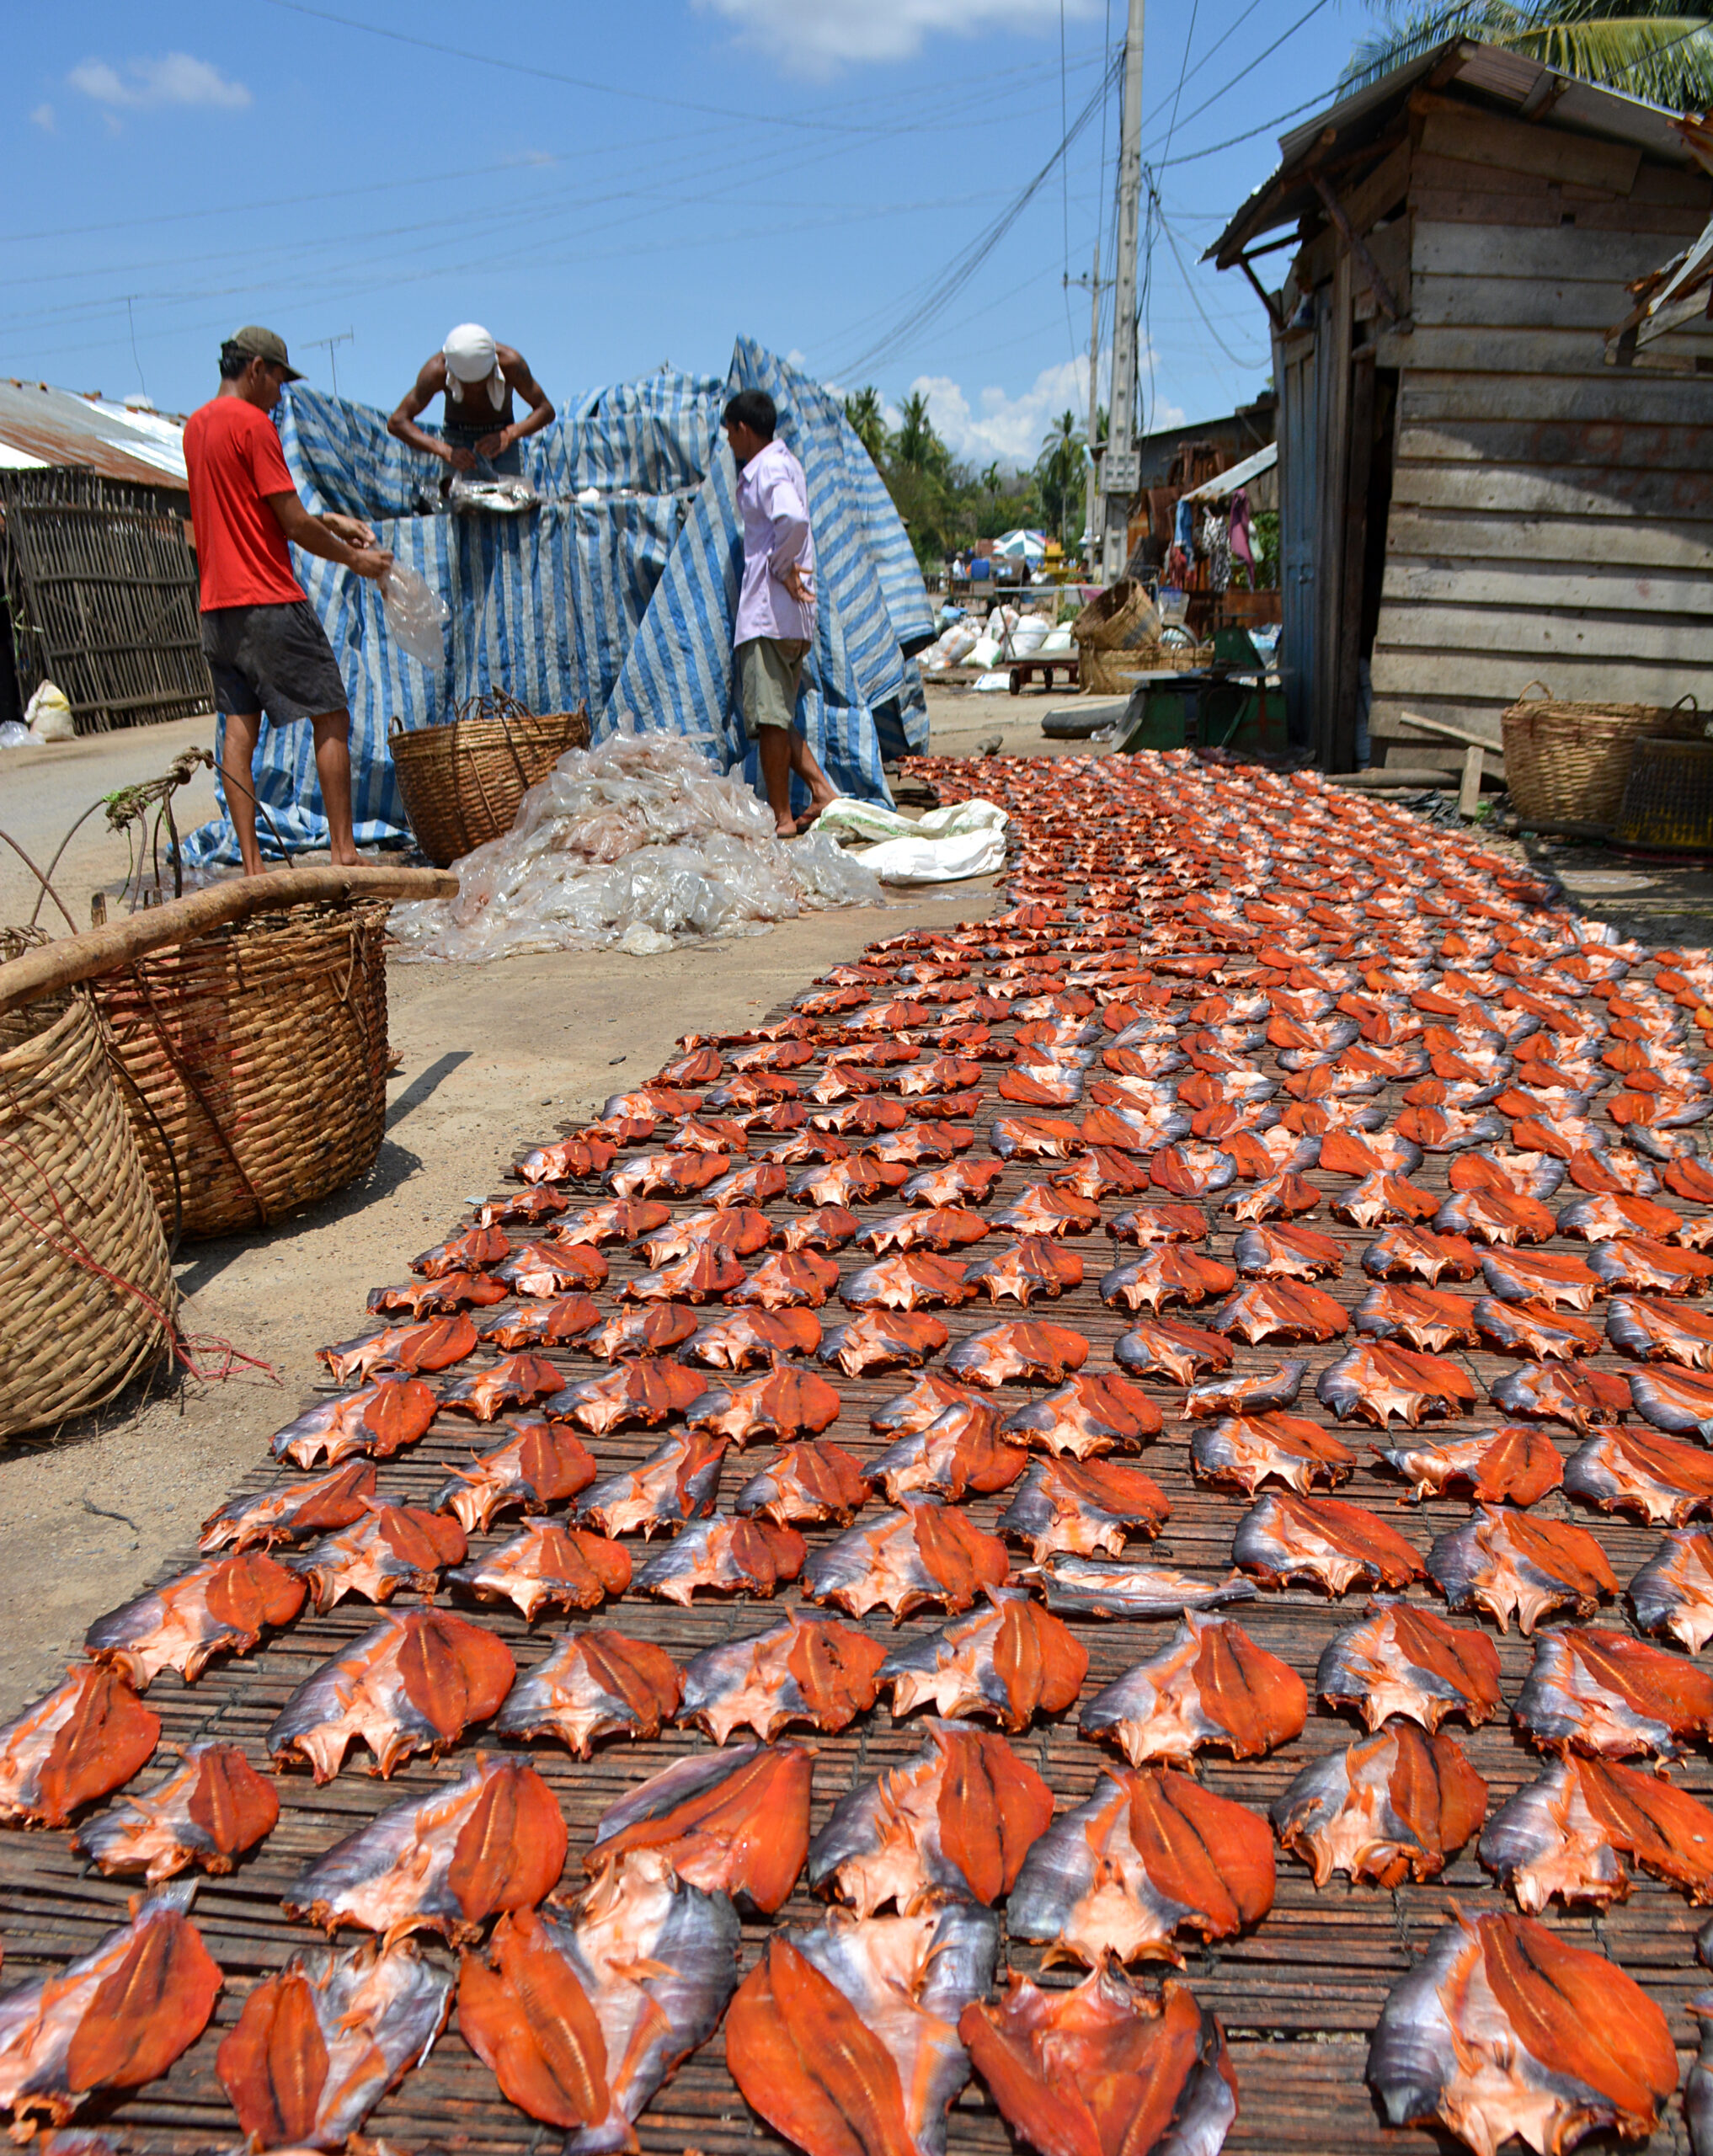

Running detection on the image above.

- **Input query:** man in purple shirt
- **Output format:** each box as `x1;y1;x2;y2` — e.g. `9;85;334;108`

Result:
723;389;839;837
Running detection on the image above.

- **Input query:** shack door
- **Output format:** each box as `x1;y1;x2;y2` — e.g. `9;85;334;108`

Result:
1274;302;1322;755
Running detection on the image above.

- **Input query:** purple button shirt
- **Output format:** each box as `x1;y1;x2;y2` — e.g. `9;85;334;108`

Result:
734;439;816;646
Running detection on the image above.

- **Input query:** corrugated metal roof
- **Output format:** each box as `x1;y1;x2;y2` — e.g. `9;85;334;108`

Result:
0;380;187;489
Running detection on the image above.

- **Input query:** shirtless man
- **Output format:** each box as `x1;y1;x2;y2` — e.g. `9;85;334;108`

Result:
387;323;555;478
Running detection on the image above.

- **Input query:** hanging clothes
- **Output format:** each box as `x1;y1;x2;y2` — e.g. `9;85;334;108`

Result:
1172;496;1195;553
1229;486;1254;574
1164;544;1191;586
1201;508;1231;595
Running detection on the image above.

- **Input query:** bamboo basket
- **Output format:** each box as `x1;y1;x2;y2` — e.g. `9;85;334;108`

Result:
0;934;175;1438
1080;642;1214;696
1500;683;1703;829
93;900;391;1241
389;692;590;867
1072;579;1158;651
1614;737;1713;851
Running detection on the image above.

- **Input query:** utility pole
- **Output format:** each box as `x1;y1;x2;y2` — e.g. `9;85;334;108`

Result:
1095;0;1145;584
1066;246;1103;575
303;328;355;398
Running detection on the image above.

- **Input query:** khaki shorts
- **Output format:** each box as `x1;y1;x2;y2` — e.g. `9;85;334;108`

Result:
736;636;810;739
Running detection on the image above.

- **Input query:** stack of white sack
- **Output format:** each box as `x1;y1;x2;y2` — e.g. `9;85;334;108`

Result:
388;732;882;963
1039;620;1075;654
920;619;981;673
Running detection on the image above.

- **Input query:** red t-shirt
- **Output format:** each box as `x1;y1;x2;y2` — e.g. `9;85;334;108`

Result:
183;395;306;611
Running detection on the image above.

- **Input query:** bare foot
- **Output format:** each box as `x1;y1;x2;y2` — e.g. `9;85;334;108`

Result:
772;817;798;840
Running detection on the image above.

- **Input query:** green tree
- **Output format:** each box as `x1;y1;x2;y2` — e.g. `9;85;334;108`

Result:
893;390;953;479
1034;410;1087;552
843;386;887;466
1346;1;1713;106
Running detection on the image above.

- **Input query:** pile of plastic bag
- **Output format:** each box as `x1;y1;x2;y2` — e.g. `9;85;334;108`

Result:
920;604;1073;678
388;732;883;964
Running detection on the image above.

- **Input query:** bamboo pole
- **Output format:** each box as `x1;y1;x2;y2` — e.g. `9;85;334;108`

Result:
0;864;457;1013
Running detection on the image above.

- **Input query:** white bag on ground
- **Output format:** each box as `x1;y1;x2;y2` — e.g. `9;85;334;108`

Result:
1009;615;1050;656
382;566;451;664
25;682;74;741
857;824;1007;883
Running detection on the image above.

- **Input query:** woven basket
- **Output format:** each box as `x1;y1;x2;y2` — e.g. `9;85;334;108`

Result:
1072;579;1160;653
389;693;590;867
0;937;176;1438
1500;683;1703;828
93;900;391;1241
1614;737;1713;851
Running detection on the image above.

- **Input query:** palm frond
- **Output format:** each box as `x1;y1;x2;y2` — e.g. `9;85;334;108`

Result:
1342;0;1713;104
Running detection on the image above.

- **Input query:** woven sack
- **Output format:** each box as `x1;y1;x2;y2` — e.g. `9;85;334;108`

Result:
93;900;390;1241
0;943;175;1438
389;695;590;867
1500;682;1702;828
1072;579;1159;653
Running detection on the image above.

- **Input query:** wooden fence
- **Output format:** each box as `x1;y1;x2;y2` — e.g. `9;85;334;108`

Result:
0;466;211;733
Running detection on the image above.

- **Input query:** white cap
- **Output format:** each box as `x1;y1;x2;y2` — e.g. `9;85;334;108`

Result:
443;323;498;382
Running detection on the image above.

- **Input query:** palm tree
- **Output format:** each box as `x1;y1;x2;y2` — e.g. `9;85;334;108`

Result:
1035;410;1087;552
1346;1;1713;108
894;390;950;478
843;387;887;467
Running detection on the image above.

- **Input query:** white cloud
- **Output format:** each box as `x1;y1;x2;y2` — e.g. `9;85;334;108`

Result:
910;356;1099;469
69;53;251;111
29;103;54;131
697;0;1098;76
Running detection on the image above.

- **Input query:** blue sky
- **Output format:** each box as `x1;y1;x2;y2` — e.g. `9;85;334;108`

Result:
6;1;1372;468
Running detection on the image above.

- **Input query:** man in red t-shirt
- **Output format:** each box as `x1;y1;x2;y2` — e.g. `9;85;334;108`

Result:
184;325;392;875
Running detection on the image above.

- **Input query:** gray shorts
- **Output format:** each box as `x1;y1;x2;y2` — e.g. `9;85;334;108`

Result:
201;600;348;726
736;636;810;739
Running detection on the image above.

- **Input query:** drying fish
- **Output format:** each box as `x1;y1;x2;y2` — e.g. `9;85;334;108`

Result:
1148;1142;1236;1195
368;1269;508;1316
776;1203;861;1252
842;1252;973;1310
633;1513;805;1604
1608;1292;1713;1369
624;1246;746;1305
86;1552;304;1689
459;1853;739;2154
495;1244;609;1298
583;1304;700;1360
549;1358;707;1434
871;1372;985;1434
859;1209;989;1260
904;1157;1004;1206
997;1455;1169;1559
1491;1359;1629;1431
680;1306;821;1369
72;1741;276;1881
819;1310;950;1376
679;1612;887;1744
1107;1201;1208;1244
285;1502;466;1613
557;1198;670;1246
1479;1246;1602;1310
579;1431;727;1538
610;1148;729;1200
319;1315;478;1384
1192;1413;1354;1495
1629;1529;1713;1650
1590;1232;1713;1297
1316;1598;1502;1733
1566;1424;1713;1524
706;1161;791;1207
516;1135;617;1183
1332;1172;1438;1227
1000;1371;1161;1457
725;1905;996;2156
1428;1504;1615;1634
1274;1722;1486;1887
435;1418;597;1533
791;1153;910;1208
1375;1425;1562;1506
872;1397;1027;1502
687;1367;843;1448
959;1967;1237;2156
480;1293;605;1350
993;1183;1102;1236
945;1320;1090;1388
216;1935;451;2150
1100;1246;1237;1313
1316;1341;1476;1427
804;1500;1009;1621
1318;1129;1423;1177
675;1113;752;1152
440;1351;566;1422
1080;1615;1305;1767
1235;1492;1424;1596
1114;1316;1234;1384
589;1744;811;1914
1212;1279;1349;1345
1363;1225;1480;1285
478;1185;569;1227
450;1519;631;1620
1366;1908;1678;2156
1450;1150;1566;1200
1182;1361;1308;1418
1008;1766;1273;1967
1480;1753;1713;1911
0;1881;222;2137
1559;1190;1684;1242
1224;1171;1323;1222
879;1589;1086;1731
272;1376;438;1466
1473;1295;1600;1359
1232;1222;1342;1278
964;1236;1083;1305
269;1608;515;1782
1030;1555;1256;1621
0;1662;159;1828
726;1249;840;1309
1054;1145;1155;1199
806;1721;1052;1916
494;1630;681;1758
1354;1281;1478;1351
286;1752;563;1942
736;1440;873;1525
1515;1624;1713;1758
200;1460;376;1552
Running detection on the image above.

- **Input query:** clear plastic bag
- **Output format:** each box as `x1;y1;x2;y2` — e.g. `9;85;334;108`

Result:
381;566;451;665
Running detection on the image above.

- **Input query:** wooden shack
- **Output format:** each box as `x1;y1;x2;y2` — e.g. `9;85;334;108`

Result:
1209;38;1713;776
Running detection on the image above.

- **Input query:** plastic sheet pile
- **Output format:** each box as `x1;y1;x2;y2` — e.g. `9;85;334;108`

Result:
388;733;882;963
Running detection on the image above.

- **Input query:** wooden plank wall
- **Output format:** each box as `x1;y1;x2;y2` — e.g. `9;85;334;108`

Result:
1369;103;1713;769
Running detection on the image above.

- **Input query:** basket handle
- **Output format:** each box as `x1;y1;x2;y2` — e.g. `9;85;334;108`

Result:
1671;693;1700;714
1515;680;1551;704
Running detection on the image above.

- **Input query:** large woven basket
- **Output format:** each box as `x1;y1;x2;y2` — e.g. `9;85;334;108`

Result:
389;693;590;867
1072;579;1158;653
1500;683;1703;828
1080;641;1213;697
0;938;176;1438
93;900;391;1241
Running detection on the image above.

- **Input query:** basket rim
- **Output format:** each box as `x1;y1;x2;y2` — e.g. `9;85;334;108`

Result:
387;705;587;752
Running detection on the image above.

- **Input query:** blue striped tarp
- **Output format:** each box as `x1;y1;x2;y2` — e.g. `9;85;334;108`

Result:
182;342;928;865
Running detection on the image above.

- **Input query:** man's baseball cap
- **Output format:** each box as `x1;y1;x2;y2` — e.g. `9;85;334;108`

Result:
227;325;302;381
443;323;499;382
